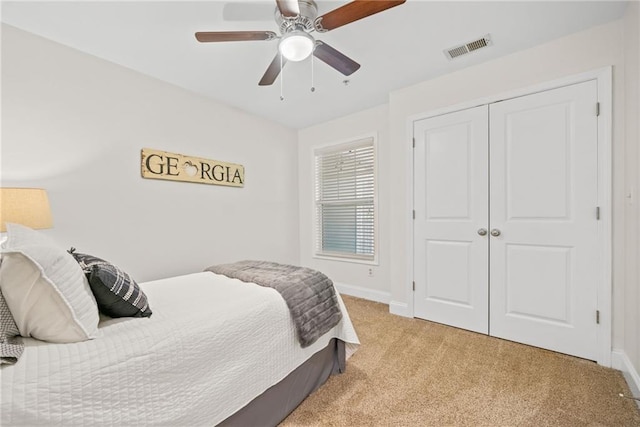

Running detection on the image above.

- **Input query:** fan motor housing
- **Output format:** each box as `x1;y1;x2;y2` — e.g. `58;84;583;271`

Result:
275;0;318;34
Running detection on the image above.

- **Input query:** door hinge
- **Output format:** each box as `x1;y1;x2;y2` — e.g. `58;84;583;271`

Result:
596;102;600;117
413;210;416;220
412;281;416;291
412;138;416;148
596;310;600;324
596;206;600;220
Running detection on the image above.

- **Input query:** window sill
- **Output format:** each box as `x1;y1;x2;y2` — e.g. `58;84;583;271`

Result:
313;254;379;266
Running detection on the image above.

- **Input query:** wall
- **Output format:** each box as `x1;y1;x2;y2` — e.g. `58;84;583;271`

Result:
623;1;640;391
298;104;391;302
300;18;637;373
1;24;300;282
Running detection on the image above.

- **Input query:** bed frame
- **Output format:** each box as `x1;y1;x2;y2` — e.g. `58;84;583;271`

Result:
220;339;345;426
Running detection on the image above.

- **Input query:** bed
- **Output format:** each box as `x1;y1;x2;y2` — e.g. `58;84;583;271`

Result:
0;270;360;426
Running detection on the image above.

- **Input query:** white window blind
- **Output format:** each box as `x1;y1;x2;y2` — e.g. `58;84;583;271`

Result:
315;138;375;261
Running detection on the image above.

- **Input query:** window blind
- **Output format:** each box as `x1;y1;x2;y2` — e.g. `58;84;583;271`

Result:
315;138;375;260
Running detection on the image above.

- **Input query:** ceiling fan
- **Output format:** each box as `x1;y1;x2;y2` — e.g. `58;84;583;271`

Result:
195;0;406;86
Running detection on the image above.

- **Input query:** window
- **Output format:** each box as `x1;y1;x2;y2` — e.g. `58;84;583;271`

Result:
314;137;376;261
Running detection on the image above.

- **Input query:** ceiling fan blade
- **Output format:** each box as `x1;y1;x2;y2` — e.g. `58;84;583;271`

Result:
276;0;300;17
195;31;277;43
259;53;287;86
315;0;406;32
313;41;360;76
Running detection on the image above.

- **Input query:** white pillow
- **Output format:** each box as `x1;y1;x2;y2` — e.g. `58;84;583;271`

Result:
0;223;99;343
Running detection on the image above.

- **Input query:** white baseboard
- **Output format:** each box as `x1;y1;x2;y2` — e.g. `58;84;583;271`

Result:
334;282;390;304
389;300;412;318
334;283;413;318
612;349;640;407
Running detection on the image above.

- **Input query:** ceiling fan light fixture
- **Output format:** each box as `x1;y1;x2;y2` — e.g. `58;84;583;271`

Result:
278;30;314;61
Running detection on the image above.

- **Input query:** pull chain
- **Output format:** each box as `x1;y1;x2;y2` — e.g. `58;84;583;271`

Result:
280;53;284;101
310;53;315;92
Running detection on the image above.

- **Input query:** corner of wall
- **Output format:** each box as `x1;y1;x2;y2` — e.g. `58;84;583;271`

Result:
612;349;640;406
623;0;640;386
334;282;390;304
389;300;412;318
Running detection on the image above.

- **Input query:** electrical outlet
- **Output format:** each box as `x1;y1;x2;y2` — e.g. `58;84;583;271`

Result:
368;268;374;277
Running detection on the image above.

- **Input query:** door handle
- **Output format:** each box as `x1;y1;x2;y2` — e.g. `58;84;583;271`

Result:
477;228;487;236
490;229;501;237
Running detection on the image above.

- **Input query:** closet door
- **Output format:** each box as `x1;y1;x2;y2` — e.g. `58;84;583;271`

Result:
489;80;599;360
413;105;489;334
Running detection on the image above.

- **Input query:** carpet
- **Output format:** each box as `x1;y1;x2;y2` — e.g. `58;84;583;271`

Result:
281;296;640;426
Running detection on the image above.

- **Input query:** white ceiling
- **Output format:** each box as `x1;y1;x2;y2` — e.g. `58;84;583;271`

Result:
1;1;628;129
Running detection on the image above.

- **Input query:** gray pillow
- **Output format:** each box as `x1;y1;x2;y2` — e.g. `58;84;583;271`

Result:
68;249;152;318
0;286;23;364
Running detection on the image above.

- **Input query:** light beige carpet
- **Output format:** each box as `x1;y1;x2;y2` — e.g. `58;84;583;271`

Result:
281;296;640;426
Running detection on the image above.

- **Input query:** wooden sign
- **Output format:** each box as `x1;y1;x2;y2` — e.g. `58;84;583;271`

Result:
141;148;244;187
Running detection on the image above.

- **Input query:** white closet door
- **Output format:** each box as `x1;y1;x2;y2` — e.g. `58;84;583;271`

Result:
413;105;489;334
489;80;599;360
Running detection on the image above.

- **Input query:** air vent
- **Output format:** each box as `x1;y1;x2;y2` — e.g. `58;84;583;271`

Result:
444;34;493;60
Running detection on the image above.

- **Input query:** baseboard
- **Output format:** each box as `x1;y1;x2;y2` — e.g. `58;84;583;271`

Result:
334;282;390;304
389;300;412;318
336;285;413;318
612;349;640;408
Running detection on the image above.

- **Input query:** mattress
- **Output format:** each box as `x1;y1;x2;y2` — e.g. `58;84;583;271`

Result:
1;272;360;426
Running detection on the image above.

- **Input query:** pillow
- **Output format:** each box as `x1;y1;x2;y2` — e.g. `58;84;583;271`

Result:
0;287;23;364
68;249;152;318
0;223;100;343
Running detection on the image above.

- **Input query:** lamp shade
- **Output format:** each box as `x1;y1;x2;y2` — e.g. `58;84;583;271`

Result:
0;188;53;232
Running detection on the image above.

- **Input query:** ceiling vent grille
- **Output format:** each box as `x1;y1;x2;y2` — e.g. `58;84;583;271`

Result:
444;34;493;60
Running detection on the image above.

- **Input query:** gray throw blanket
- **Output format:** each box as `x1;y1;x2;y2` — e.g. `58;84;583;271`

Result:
205;260;342;348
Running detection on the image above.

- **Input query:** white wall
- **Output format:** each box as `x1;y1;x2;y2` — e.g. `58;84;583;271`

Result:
1;24;300;282
298;104;391;302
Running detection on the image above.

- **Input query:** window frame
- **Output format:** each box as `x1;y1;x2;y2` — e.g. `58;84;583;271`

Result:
312;134;379;265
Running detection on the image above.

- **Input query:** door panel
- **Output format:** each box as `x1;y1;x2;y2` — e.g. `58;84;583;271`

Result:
425;124;473;219
425;240;472;306
505;244;573;324
489;80;599;360
506;103;571;220
414;105;489;334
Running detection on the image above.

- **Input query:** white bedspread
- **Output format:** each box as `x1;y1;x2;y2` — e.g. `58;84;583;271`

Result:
0;272;360;426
